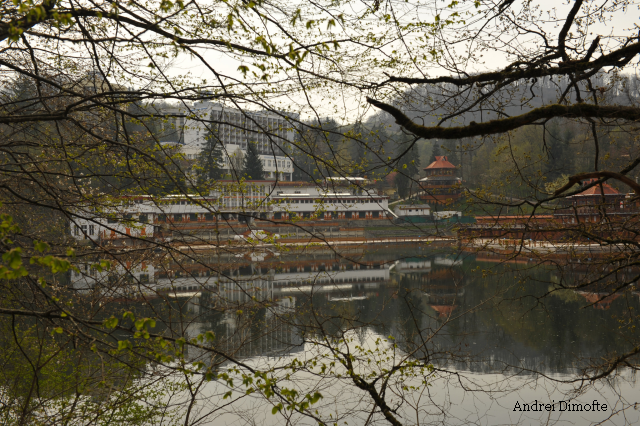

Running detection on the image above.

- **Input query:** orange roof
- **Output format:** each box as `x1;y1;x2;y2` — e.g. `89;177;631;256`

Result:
430;305;457;318
577;292;620;310
424;156;456;170
574;179;619;196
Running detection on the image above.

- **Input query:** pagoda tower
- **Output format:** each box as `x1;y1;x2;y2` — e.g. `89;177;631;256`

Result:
419;156;461;204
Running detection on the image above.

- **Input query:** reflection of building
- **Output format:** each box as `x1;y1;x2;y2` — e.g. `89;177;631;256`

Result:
72;252;393;363
183;296;304;365
575;291;620;310
213;298;304;360
422;268;464;319
419;156;461;204
70;253;392;301
395;258;432;274
69;261;156;299
157;258;390;299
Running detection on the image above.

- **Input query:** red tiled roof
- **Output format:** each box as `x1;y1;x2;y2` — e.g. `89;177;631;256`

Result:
574;179;620;196
425;156;456;170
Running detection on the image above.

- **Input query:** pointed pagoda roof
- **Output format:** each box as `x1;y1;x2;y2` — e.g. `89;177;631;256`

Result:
424;156;456;170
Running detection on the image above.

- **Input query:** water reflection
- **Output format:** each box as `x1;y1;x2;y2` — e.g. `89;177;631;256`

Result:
69;245;640;372
68;244;640;424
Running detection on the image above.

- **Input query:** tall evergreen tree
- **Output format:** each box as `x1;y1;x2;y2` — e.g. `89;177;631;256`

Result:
197;112;225;183
430;141;443;163
395;143;421;199
242;142;265;180
12;76;39;113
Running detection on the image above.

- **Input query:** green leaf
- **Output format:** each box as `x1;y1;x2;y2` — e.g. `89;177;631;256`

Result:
3;248;23;269
104;316;118;329
291;8;301;26
33;240;49;253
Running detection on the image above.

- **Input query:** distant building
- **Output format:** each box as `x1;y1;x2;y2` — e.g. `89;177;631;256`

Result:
432;211;462;221
395;204;431;217
563;178;625;206
70;179;390;241
555;178;627;224
158;101;297;181
419;156;461;204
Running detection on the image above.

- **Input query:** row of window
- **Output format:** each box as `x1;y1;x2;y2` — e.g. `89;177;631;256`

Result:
283;198;381;204
263;159;291;169
421;188;462;195
426;169;455;175
273;211;381;219
107;214;149;223
81;208;384;230
74;224;96;236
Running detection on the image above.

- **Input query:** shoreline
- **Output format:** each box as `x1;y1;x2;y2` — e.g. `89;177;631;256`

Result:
177;236;455;251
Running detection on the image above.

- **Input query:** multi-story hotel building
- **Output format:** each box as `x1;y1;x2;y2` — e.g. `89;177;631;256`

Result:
158;101;297;181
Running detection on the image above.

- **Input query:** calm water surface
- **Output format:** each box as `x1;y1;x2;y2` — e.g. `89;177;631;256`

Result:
83;244;640;425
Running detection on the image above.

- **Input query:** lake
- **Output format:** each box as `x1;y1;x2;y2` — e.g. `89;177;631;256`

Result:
70;242;640;425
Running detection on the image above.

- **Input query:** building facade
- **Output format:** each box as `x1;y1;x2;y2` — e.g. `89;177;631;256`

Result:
555;178;627;224
70;179;390;241
158;101;297;180
419;156;461;204
394;204;431;218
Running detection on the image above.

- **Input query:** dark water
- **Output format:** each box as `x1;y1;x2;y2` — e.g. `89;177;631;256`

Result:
72;243;640;425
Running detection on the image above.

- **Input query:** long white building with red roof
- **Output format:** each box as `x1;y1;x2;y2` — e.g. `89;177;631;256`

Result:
70;178;390;241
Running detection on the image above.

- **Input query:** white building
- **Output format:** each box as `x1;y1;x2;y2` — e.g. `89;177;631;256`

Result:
158;101;296;180
395;204;431;217
70;179;390;241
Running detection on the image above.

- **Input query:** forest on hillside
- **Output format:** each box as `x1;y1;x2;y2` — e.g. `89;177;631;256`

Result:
292;74;640;200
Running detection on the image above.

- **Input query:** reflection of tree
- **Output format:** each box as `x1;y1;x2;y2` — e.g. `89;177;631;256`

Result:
393;276;429;356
